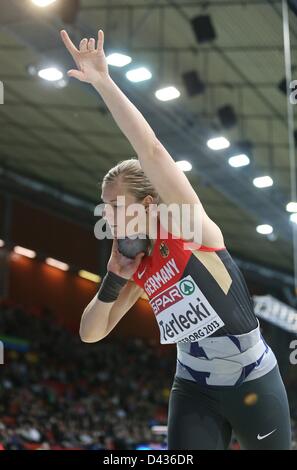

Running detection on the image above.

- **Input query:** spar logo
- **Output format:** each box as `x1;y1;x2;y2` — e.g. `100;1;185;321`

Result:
150;278;195;315
179;279;195;296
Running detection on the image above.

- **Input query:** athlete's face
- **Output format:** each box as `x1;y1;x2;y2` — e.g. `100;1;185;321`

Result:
101;181;150;238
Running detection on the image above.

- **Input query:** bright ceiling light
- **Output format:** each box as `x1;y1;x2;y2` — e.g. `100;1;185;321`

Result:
155;86;180;101
38;67;63;81
228;153;250;168
176;160;192;172
32;0;57;6
290;213;297;224
253;176;273;188
286;201;297;213
0;239;4;248
256;224;273;235
78;270;101;283
14;246;36;259
126;67;152;83
46;257;69;271
207;136;230;150
106;53;132;67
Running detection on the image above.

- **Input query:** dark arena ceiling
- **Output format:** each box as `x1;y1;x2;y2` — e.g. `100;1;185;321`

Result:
0;0;296;274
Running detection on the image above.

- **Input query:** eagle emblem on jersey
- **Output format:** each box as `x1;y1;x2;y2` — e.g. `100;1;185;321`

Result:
159;241;169;258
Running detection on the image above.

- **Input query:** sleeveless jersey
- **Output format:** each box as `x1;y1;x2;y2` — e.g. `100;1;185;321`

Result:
132;219;276;386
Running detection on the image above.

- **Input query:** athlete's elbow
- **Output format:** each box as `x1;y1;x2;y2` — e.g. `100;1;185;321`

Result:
79;323;106;343
80;336;101;343
79;330;104;343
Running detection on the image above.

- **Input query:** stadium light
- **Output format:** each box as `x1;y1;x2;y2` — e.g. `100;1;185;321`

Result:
38;67;63;82
106;53;132;67
78;270;101;283
253;176;273;188
155;86;180;102
32;0;57;7
286;201;297;213
176;160;192;172
207;136;230;150
256;224;273;235
126;67;152;83
46;257;69;271
228;154;250;168
14;246;36;259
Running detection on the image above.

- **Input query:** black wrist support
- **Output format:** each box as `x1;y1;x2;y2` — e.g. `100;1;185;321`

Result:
97;271;128;303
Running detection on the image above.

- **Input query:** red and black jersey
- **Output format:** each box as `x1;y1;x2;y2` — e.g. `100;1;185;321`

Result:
133;219;257;345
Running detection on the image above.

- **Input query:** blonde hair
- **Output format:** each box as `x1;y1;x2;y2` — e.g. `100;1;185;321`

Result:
101;158;161;204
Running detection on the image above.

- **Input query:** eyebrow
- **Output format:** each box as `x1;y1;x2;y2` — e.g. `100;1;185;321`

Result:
101;197;118;203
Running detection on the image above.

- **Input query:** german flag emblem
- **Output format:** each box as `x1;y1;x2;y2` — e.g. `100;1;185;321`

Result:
159;241;169;258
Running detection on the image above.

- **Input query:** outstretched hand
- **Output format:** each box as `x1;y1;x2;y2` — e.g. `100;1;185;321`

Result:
60;29;109;84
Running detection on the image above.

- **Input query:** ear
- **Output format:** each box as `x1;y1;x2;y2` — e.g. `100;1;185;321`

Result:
143;194;154;207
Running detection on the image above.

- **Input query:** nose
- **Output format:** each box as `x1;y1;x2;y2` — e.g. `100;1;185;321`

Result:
103;204;116;225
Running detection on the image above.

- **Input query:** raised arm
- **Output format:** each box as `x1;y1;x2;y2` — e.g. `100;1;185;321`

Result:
61;29;223;247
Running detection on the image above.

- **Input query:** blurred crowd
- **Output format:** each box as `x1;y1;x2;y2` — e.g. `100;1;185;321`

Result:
0;302;174;450
0;301;296;450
